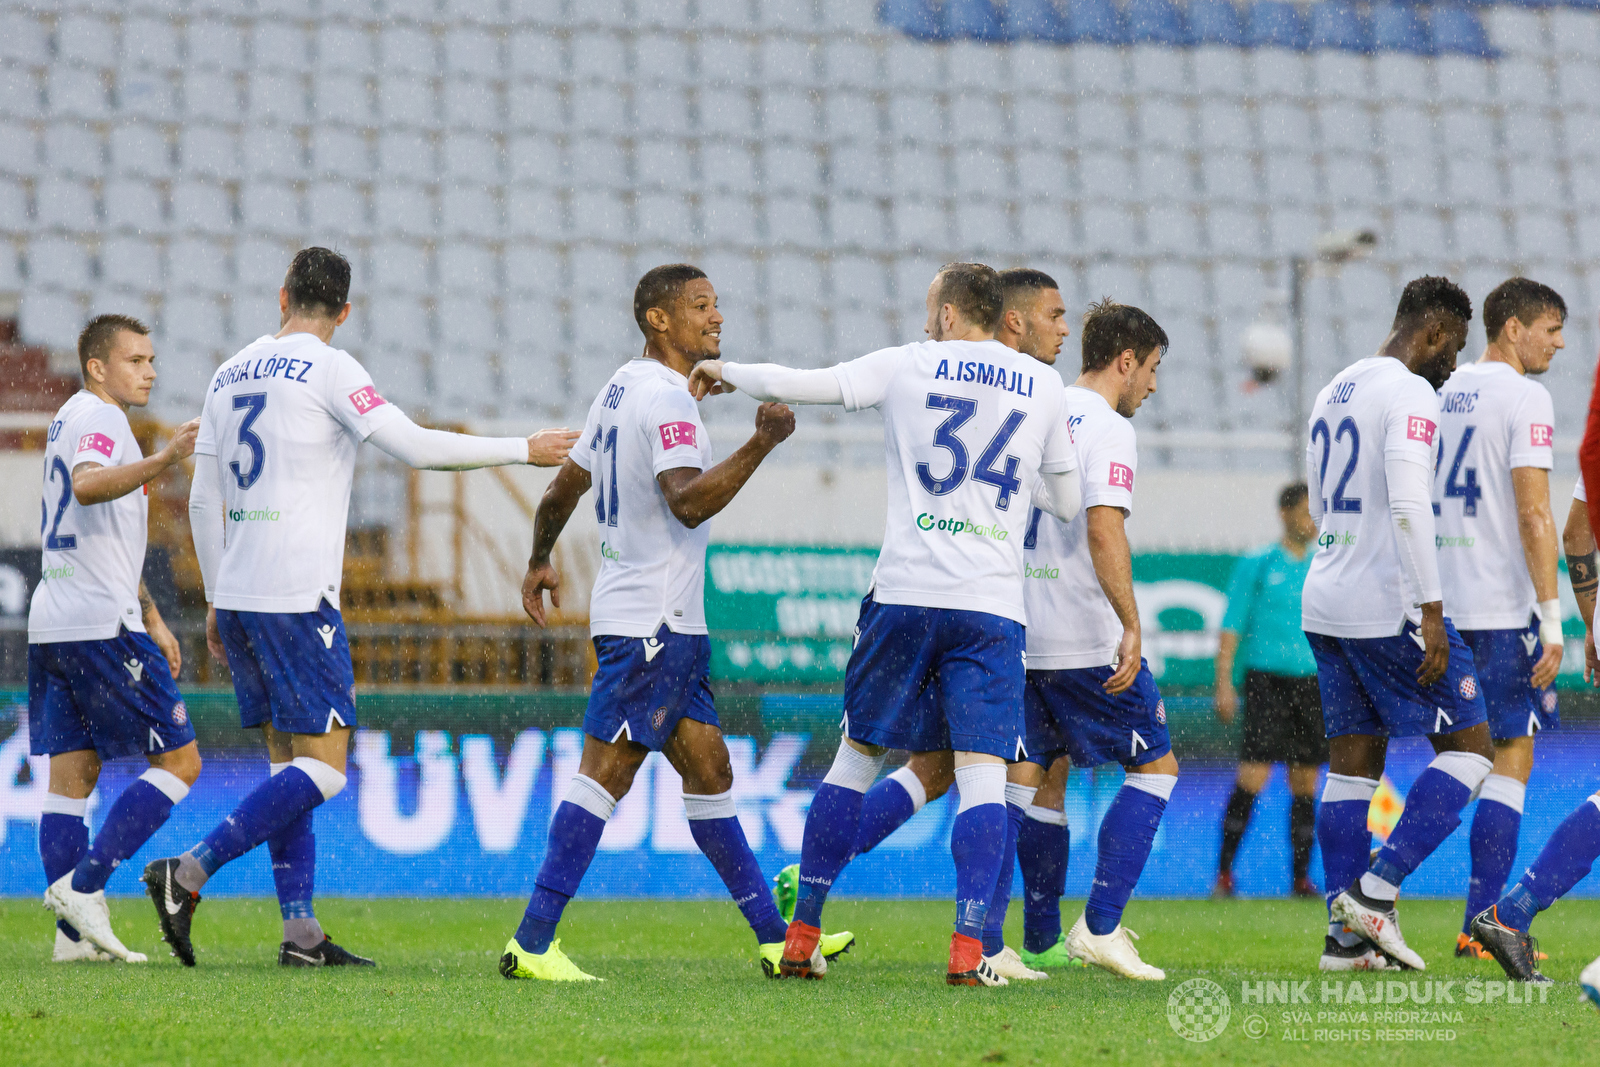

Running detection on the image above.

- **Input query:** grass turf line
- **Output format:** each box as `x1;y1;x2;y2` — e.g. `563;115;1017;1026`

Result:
2;897;1599;1066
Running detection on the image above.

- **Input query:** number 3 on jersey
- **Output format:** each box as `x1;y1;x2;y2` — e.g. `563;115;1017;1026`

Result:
230;393;268;490
916;394;1027;510
1310;416;1362;514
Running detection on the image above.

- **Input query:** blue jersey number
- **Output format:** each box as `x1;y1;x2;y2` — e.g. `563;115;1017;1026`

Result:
592;426;619;527
1442;426;1482;517
43;456;77;551
916;394;1028;510
1022;506;1044;549
229;393;268;490
1311;416;1362;514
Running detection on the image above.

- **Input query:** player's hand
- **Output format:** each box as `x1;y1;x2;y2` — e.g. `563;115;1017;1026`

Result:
205;604;225;664
1416;603;1449;687
162;418;201;465
1531;640;1563;690
688;360;732;400
150;617;182;678
1586;631;1598;685
1214;680;1237;724
753;402;795;448
527;428;580;467
522;561;561;628
1104;627;1141;696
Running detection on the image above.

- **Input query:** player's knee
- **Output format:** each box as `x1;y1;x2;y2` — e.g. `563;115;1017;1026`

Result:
291;755;348;801
1428;749;1493;792
139;766;194;803
153;743;203;787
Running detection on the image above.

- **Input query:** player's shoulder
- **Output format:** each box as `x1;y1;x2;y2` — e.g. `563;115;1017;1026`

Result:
1065;385;1131;436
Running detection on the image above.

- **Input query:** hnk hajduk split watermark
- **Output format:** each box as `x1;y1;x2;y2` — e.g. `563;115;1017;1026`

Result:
1167;978;1553;1043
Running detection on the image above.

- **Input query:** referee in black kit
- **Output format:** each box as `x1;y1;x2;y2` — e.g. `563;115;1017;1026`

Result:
1211;483;1327;898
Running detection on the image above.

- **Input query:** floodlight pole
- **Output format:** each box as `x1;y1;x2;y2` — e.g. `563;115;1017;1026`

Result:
1289;254;1307;480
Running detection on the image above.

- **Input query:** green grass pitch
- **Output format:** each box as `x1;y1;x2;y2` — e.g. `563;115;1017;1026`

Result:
3;897;1599;1066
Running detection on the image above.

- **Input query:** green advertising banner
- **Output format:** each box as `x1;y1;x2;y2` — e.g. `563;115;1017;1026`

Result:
705;545;1595;689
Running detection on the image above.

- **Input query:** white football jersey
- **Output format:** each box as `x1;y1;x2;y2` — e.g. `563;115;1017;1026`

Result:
574;359;712;638
1302;356;1443;638
28;392;150;642
1023;387;1135;668
831;339;1076;624
195;333;403;613
1434;362;1556;630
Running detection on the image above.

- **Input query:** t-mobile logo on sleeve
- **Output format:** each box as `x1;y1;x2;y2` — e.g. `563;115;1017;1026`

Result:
348;386;387;414
659;421;697;449
1406;416;1436;445
1108;462;1134;490
77;432;115;458
1531;424;1554;447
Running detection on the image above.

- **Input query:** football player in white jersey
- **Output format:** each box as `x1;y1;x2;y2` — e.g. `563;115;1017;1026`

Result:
1014;299;1174;980
144;248;577;967
1303;276;1495;972
32;315;201;963
1432;278;1568;959
501;264;840;982
689;263;1082;986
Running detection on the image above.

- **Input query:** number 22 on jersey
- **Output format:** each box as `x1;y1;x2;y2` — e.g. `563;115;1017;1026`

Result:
1310;416;1362;514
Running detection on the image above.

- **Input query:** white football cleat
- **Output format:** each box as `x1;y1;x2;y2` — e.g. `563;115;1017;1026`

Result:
1066;913;1165;980
43;873;146;963
52;927;113;963
1330;889;1424;971
984;945;1048;980
1319;934;1391;971
1580;955;1600;1011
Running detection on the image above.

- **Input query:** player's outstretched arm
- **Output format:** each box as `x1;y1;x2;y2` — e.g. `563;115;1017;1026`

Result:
1512;466;1565;687
1563;494;1598;683
72;417;200;505
522;459;592;628
688;360;845;405
1086;505;1142;696
366;414;579;471
657;402;796;529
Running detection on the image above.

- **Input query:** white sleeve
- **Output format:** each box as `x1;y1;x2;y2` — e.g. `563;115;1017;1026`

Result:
720;362;846;405
365;413;528;470
188;458;223;601
1038;468;1082;524
1386;450;1444;607
1305;436;1324;524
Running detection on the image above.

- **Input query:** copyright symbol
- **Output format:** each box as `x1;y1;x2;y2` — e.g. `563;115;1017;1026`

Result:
1241;1015;1269;1040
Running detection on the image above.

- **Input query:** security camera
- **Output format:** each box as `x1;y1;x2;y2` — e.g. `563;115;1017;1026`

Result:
1315;229;1378;263
1243;320;1292;385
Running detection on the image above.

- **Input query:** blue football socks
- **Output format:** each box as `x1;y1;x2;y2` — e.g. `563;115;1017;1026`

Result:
1364;753;1491;899
1317;774;1377;913
1463;775;1524;933
269;811;317;920
1019;805;1069;954
1085;774;1173;936
1492;795;1600;931
71;771;188;894
40;800;89;941
794;743;884;930
685;792;788;944
951;764;1007;942
186;764;332;883
852;768;924;858
982;784;1033;957
516;777;614;953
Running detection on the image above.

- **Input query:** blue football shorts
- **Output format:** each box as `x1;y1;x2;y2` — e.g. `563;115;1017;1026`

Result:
1306;619;1488;739
216;600;358;734
1459;617;1559;741
841;594;1025;760
1023;659;1172;769
583;624;719;751
28;629;194;760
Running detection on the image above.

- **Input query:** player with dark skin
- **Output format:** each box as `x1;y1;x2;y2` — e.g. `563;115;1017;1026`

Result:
521;276;795;800
1331;305;1494;784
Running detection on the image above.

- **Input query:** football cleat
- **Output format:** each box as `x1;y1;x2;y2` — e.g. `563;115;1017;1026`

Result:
1065;914;1164;980
142;858;200;967
499;937;601;981
1580;956;1600;1010
948;932;1008;986
760;938;827;979
280;937;376;967
1330;887;1424;971
1017;934;1086;970
1211;872;1236;899
772;864;799;925
1469;907;1552;984
819;929;855;962
52;926;113;963
43;873;145;963
1455;933;1489;959
984;945;1048;980
777;920;822;979
1319;935;1391;971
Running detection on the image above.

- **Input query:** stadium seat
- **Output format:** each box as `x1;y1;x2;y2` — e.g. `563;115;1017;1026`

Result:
508;82;566;134
184;17;245;72
1145;204;1202;256
953;148;1008;198
1078;203;1132;256
1262;152;1317;206
0;67;41;122
1012;200;1069;254
166;236;230;295
1138;148;1199;204
241;182;303;237
1247;2;1306;50
381;25;438;77
1322;155;1380;207
311;128;372;181
0;175;25;233
232;238;293;295
309;182;370;237
0;120;39;180
1265;204;1320;256
254;20;310;72
1198;99;1254;152
447;26;503;74
767;195;825;248
1078;149;1135;203
1137;98;1195;150
180;70;241;124
1445;156;1504;207
570;189;630;242
1003;0;1071;43
1514;211;1572;264
169;180;232;235
1392;208;1449;260
375;182;435;238
829;196;891;251
767;144;825;195
1431;6;1495;60
632;191;691;243
443;133;502;184
48;64;112;121
1200;151;1258;204
29;235;94;289
761;88;822;142
313;72;374;126
1370;4;1433;56
378;130;436;183
1507;158;1566;207
248;72;309;125
1379;106;1435;160
889;197;947;250
368;238;431;295
1556;58;1600;110
1482;7;1545;57
955;198;1011;253
116;70;177;122
1494;58;1552;106
109;124;171;180
879;0;944;41
318;22;376;74
178;125;242;182
379;75;439;128
1505;106;1561;161
1070;0;1129;45
1451;208;1508;262
1259;102;1314;152
35;178;97;233
1308;2;1374;53
445;78;500;132
20;288;86;351
1126;0;1188;45
253;127;306;182
1252;46;1311;96
43;123;104;180
0;10;49;67
506;185;562;239
57;14;116;69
